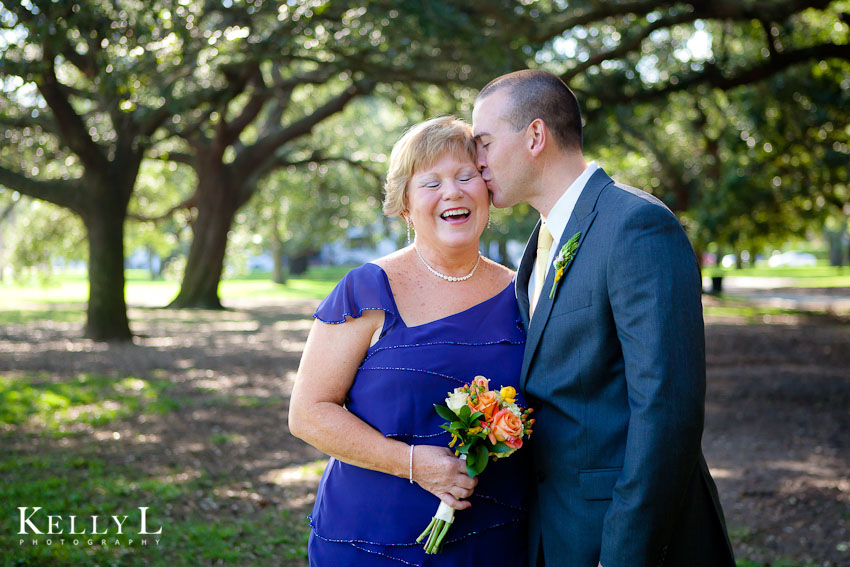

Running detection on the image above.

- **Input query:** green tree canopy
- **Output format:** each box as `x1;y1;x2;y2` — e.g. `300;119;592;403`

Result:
2;0;848;341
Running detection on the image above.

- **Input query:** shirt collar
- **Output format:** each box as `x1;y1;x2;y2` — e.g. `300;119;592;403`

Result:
541;161;598;246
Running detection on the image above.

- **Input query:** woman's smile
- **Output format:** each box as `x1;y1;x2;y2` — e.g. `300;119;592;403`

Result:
406;152;489;248
440;207;471;224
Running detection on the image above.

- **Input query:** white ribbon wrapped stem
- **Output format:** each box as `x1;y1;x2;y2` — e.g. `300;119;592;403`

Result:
434;501;455;523
434;452;467;522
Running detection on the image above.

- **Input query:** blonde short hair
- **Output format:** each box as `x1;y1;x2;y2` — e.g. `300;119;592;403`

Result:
383;116;477;217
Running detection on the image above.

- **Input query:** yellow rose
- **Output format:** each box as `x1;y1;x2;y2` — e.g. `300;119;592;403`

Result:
499;386;517;405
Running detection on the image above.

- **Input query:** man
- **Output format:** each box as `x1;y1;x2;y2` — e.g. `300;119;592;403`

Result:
472;69;735;567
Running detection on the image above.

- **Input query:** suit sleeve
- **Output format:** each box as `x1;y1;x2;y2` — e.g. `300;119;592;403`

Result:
600;201;706;566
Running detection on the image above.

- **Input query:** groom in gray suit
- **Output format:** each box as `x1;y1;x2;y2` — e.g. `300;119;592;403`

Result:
472;69;735;567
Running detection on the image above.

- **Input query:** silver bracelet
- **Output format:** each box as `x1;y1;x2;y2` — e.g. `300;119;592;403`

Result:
408;444;415;484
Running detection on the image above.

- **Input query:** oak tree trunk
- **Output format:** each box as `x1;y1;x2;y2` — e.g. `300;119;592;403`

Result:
272;236;287;284
169;168;240;309
83;179;133;341
271;206;286;284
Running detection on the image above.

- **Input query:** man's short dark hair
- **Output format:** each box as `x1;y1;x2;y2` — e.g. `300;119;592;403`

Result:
476;69;582;150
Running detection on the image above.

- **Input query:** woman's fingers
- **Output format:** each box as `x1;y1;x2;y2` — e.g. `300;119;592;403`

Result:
449;485;474;500
457;458;469;474
410;445;481;507
457;473;478;490
438;491;472;511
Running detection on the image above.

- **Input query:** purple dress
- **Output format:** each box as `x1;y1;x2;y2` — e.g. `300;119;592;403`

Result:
307;263;529;566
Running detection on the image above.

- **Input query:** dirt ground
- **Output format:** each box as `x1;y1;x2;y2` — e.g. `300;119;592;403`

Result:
2;296;849;566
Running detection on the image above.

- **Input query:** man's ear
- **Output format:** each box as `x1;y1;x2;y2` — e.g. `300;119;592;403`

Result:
526;118;547;157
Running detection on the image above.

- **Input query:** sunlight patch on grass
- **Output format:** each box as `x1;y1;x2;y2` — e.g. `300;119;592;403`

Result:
259;459;328;487
701;294;829;325
0;373;176;432
710;265;850;288
716;265;849;278
0;266;354;311
702;303;815;322
0;308;84;325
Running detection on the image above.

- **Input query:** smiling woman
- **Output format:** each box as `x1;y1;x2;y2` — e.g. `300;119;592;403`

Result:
288;116;531;566
406;151;490;266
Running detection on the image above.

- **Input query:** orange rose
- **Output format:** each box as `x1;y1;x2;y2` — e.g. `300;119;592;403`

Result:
467;390;499;422
488;408;524;449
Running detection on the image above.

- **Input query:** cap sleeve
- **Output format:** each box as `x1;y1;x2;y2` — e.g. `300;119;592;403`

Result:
313;263;399;330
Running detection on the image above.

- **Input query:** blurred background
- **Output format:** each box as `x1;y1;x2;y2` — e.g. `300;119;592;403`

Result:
0;1;848;566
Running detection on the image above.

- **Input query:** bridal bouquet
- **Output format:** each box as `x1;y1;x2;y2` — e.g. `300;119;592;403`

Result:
416;375;534;554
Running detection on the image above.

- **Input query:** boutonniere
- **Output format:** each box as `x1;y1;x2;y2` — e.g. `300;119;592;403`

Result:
549;232;581;299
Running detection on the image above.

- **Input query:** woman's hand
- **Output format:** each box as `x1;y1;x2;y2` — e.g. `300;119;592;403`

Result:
411;445;478;510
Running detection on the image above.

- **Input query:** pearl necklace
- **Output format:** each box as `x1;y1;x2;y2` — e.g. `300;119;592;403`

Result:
414;247;481;282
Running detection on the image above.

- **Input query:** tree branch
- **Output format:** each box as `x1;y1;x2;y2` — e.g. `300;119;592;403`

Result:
563;11;700;82
0;113;58;134
273;65;340;91
530;1;676;43
128;192;198;223
233;79;376;176
0;196;19;223
260;150;383;182
0;163;83;213
158;151;195;166
218;65;269;150
592;42;850;105
36;51;108;172
522;0;835;49
759;19;782;59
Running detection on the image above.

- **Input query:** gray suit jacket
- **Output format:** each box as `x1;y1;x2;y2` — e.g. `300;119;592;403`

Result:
517;168;735;567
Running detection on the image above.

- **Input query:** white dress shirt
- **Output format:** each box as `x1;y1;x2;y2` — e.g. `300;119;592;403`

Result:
527;162;599;306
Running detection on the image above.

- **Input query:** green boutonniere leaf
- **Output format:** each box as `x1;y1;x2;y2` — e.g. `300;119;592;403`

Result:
548;232;581;299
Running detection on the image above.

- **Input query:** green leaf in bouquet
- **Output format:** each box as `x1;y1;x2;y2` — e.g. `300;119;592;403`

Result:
490;441;513;453
473;444;489;476
468;411;484;425
469;428;487;440
439;424;453;433
465;452;478;478
465;449;476;467
458;405;471;422
456;443;471;455
434;404;459;422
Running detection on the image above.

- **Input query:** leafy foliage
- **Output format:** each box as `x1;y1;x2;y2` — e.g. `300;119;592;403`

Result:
1;0;848;327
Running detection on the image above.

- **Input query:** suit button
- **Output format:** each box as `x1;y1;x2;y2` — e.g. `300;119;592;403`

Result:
537;470;546;483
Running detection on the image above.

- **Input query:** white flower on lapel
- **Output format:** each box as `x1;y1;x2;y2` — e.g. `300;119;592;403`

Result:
549;232;581;299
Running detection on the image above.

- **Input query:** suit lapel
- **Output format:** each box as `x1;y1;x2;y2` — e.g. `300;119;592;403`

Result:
520;168;614;387
515;220;541;329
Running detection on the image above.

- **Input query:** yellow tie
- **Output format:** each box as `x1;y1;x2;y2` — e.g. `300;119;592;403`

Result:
530;222;554;317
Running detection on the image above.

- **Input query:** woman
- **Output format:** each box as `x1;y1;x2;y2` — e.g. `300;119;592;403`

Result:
289;116;528;566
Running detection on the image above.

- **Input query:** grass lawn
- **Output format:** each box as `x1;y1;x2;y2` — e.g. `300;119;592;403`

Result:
700;301;828;324
709;264;850;287
0;266;354;309
2;264;847;312
1;265;843;567
0;371;311;567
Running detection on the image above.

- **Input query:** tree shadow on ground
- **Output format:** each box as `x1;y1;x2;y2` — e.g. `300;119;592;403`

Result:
1;301;848;566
